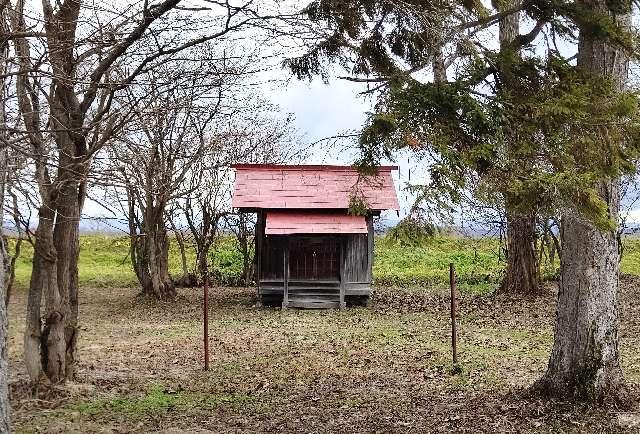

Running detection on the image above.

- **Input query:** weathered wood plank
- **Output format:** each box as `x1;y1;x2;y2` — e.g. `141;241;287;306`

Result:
367;215;374;282
339;238;346;309
288;300;341;309
255;211;264;294
282;238;290;309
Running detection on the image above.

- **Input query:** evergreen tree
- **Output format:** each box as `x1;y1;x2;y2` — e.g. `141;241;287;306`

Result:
288;0;640;401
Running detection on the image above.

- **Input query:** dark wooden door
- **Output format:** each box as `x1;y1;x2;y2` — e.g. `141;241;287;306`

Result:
289;237;339;281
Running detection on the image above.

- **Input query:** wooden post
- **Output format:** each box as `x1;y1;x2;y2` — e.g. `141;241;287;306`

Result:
282;239;289;309
255;211;263;299
339;238;346;309
366;215;374;282
449;262;458;365
203;272;209;371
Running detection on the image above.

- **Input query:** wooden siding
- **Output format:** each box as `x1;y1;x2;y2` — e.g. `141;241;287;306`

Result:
255;211;265;283
343;234;369;283
258;224;374;307
261;234;371;283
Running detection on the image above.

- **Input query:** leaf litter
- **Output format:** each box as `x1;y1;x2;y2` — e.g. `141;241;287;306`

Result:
5;279;640;433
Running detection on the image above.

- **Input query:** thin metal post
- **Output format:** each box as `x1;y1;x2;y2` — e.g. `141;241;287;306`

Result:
203;272;209;371
449;262;458;365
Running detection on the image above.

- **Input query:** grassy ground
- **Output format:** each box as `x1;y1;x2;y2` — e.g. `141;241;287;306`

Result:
6;282;640;433
10;234;245;289
10;233;640;294
7;235;640;432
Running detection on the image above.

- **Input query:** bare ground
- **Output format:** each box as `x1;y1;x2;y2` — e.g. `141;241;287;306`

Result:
6;280;640;433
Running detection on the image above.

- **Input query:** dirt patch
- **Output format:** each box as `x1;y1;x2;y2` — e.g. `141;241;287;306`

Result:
6;281;640;433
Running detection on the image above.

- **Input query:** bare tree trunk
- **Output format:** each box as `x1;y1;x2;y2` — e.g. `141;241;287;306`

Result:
0;275;8;432
168;218;196;287
0;2;11;427
5;184;23;307
0;249;8;431
131;210;175;299
26;184;83;383
174;228;191;283
535;2;629;402
50;184;81;381
23;207;52;382
0;137;10;434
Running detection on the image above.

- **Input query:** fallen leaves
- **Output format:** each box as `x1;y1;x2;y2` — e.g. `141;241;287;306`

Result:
4;281;640;433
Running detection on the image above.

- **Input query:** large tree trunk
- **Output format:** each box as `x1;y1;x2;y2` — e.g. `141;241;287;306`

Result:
537;206;625;401
23;207;53;382
0;143;10;434
496;1;541;296
25;184;83;383
50;184;81;381
0;4;11;429
499;211;540;295
535;1;629;402
0;270;8;432
131;210;175;299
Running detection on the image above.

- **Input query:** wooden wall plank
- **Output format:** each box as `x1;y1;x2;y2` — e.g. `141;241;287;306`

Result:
283;237;290;309
367;215;374;282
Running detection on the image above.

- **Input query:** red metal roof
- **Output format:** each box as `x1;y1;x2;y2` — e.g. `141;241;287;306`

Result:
265;212;368;234
231;164;399;210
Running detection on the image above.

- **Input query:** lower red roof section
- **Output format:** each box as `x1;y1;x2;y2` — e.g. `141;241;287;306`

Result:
265;212;368;235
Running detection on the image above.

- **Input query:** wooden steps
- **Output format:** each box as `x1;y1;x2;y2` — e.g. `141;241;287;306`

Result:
283;288;344;310
288;298;341;309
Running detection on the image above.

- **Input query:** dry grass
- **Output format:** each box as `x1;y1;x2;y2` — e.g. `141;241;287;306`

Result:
6;281;640;433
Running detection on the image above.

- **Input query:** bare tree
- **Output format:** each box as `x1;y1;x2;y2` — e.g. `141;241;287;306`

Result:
179;100;301;284
104;66;220;298
5;0;266;383
0;2;12;428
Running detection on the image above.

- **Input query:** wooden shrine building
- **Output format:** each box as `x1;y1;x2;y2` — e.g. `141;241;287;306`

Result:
231;164;399;309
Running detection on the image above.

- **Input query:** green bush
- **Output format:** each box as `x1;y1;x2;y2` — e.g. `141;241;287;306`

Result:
209;237;247;285
386;215;437;247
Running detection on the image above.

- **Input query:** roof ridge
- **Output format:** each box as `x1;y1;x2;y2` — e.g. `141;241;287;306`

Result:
231;163;398;171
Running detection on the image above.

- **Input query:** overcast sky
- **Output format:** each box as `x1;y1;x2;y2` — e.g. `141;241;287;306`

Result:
79;0;640;231
83;73;422;231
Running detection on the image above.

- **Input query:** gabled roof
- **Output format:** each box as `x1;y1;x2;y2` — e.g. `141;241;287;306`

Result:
231;164;399;211
265;212;368;234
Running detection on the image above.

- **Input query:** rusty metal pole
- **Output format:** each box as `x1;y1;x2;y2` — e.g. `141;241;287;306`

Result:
203;272;210;371
449;262;458;365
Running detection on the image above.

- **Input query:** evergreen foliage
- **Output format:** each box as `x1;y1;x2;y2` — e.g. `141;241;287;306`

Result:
387;214;438;246
287;0;639;229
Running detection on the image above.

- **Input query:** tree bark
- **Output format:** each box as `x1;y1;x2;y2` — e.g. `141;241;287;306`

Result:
26;184;83;383
0;273;8;432
0;3;11;428
0;133;10;434
500;210;540;295
23;206;53;382
50;183;81;381
130;208;176;299
535;1;629;402
496;0;541;296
